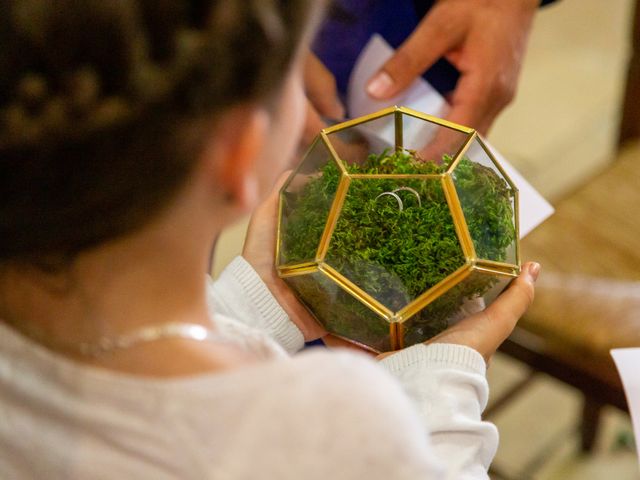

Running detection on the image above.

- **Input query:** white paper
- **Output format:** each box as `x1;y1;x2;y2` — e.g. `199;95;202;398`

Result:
611;348;640;464
346;34;554;238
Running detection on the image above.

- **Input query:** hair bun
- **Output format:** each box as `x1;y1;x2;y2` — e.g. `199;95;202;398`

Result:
67;68;101;116
17;74;48;112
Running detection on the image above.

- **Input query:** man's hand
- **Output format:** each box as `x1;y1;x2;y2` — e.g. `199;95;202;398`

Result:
366;0;539;134
301;51;345;150
243;173;327;342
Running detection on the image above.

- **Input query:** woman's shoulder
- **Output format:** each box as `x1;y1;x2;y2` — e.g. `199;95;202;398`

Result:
164;347;418;437
170;349;437;479
174;347;402;404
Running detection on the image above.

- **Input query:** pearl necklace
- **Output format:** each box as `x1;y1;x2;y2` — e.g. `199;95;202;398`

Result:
4;319;218;358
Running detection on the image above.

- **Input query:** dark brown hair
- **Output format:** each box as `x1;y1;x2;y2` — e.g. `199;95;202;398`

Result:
0;0;316;268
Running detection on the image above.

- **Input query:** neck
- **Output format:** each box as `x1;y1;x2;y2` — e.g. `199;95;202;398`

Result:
0;192;221;358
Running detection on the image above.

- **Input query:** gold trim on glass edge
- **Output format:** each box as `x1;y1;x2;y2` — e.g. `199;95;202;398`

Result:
447;131;477;173
476;136;518;192
321;106;397;134
320;132;347;174
280;137;320;192
348;173;443;180
325;332;382;355
396;263;473;321
472;263;519;277
514;189;521;266
397;106;474;134
315;173;351;262
275;191;285;268
475;259;519;270
442;175;476;261
318;263;394;320
396;322;406;350
278;262;319;278
390;323;401;351
395;110;403;150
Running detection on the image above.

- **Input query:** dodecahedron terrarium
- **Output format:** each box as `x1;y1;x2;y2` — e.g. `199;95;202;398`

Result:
277;106;520;353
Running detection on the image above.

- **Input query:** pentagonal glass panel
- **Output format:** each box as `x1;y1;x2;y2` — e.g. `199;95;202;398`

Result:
450;137;517;265
283;271;392;352
325;175;465;312
399;111;471;165
326;114;395;169
278;139;343;267
401;270;513;347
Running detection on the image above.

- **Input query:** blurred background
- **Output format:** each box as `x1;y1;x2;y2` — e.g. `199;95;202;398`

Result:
213;0;640;478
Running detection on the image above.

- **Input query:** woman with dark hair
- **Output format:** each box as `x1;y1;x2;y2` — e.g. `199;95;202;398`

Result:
0;1;538;478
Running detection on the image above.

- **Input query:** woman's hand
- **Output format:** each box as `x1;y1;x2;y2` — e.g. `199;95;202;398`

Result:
243;174;327;342
377;262;539;363
426;262;539;364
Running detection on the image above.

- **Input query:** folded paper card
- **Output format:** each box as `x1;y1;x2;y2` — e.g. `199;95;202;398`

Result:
346;34;554;237
611;348;640;466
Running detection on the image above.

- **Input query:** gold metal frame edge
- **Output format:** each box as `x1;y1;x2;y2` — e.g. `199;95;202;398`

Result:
348;173;444;180
475;259;519;271
320;132;347;174
325;332;382;355
514;189;521;266
396;106;474;134
472;263;519;277
315;174;351;261
278;263;319;278
447;132;477;173
475;136;519;193
321;106;397;134
318;263;394;321
396;263;473;321
395;109;403;150
442;175;477;261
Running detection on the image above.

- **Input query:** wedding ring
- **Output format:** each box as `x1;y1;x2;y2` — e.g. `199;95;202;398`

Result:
375;186;422;212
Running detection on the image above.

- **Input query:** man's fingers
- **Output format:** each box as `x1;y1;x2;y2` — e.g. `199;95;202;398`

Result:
304;52;345;120
445;99;492;137
366;9;463;99
301;100;327;150
445;58;518;134
443;71;495;134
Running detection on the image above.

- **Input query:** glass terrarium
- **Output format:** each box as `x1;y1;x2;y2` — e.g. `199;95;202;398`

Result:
276;106;520;353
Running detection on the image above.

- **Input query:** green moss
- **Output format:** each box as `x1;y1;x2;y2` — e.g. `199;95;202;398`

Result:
281;149;516;349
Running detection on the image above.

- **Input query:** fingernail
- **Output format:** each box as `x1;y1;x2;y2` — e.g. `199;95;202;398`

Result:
528;262;541;282
366;71;394;98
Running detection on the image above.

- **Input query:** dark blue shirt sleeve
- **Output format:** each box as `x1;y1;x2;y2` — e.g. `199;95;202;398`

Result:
313;0;560;100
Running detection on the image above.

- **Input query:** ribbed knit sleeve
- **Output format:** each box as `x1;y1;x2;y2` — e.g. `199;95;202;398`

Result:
380;343;497;478
207;256;305;354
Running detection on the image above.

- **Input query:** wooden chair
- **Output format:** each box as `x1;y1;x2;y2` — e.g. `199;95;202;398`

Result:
496;144;640;451
488;0;640;454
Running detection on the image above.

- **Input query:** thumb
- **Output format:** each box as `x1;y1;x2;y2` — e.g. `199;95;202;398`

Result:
366;13;461;99
427;262;539;364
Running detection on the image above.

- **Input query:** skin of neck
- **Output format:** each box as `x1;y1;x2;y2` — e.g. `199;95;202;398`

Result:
0;105;272;374
1;172;219;350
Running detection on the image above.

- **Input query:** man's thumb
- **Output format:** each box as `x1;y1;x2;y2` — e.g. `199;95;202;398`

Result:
365;15;456;99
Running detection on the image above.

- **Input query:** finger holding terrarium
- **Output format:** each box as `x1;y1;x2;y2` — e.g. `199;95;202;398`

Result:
425;261;540;365
322;333;378;357
243;173;328;342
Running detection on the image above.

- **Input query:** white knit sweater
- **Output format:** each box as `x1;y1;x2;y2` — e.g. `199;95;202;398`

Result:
0;256;497;479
